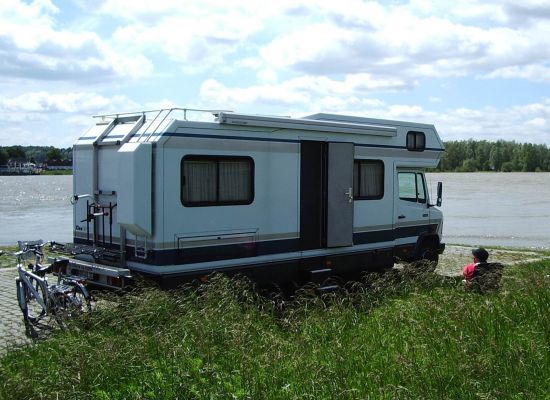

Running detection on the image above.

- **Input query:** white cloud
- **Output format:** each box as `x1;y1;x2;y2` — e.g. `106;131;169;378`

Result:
253;1;550;84
0;90;142;146
106;0;269;71
484;65;550;83
200;75;409;110
0;0;153;83
0;92;139;114
199;75;550;144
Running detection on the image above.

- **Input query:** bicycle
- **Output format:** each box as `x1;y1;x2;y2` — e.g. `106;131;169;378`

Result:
14;241;92;324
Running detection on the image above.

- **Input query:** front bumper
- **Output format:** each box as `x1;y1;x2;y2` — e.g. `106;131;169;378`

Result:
438;242;446;254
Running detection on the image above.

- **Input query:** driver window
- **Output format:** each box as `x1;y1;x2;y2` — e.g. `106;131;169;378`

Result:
398;172;426;203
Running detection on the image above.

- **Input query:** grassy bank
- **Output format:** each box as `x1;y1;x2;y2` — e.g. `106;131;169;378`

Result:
40;169;72;175
0;245;18;268
0;244;57;268
0;261;548;399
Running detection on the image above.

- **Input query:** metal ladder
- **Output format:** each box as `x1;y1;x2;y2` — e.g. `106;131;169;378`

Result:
134;234;148;259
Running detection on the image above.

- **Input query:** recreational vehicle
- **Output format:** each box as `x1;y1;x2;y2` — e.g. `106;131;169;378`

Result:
68;108;445;288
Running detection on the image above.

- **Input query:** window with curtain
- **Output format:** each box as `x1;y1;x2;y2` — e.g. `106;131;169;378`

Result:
353;160;384;200
181;156;254;206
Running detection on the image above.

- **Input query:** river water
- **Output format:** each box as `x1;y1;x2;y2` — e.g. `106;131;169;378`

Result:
0;173;549;249
426;172;550;249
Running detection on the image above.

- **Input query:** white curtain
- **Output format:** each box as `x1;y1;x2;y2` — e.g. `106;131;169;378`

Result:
219;160;251;201
183;158;251;203
183;160;216;202
360;162;383;197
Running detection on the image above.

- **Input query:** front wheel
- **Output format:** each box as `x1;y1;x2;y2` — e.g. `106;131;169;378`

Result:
418;242;439;265
21;279;47;323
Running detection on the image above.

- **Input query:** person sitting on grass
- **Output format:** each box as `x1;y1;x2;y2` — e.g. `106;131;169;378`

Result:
463;247;489;282
462;247;504;292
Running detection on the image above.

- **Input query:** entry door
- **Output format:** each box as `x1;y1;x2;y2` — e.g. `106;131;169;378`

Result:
326;142;354;247
299;141;354;250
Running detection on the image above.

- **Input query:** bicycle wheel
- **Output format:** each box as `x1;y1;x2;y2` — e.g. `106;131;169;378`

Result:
64;284;92;316
22;279;47;323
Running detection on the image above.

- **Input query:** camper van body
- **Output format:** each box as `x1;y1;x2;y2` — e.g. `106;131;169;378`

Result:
71;109;444;287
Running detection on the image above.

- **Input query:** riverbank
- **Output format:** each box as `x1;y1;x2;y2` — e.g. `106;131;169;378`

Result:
40;169;72;175
0;246;548;399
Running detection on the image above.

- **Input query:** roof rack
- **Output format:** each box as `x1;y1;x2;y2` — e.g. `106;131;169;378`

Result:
76;107;233;146
92;107;232;121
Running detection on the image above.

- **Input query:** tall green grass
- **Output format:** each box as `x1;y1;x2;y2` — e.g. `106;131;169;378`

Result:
1;261;549;399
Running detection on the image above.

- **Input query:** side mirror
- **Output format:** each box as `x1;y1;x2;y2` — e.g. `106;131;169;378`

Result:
436;182;443;207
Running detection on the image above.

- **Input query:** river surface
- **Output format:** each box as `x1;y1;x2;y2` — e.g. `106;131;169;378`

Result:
426;172;550;249
0;173;549;249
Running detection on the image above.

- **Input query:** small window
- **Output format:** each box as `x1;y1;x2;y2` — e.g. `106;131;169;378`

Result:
181;156;254;206
406;131;425;152
398;172;426;203
353;160;384;200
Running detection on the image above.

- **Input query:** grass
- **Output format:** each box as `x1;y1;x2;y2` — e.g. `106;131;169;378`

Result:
0;244;56;269
0;245;18;268
0;260;549;399
39;169;72;175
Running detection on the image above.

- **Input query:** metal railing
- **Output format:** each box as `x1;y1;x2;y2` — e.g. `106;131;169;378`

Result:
91;107;232;143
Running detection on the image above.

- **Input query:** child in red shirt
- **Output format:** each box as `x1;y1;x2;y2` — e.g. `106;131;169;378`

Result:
463;248;489;281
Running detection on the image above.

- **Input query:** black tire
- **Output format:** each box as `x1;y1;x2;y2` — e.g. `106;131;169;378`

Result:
22;279;47;323
65;284;92;316
418;241;439;264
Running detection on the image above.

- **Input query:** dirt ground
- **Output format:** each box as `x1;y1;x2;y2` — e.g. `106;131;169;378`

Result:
434;245;550;276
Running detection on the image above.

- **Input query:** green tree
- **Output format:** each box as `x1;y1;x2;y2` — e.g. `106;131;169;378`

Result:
0;148;8;165
46;147;62;161
489;146;504;171
6;146;26;159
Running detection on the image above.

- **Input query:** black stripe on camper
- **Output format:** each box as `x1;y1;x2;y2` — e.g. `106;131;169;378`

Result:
76;224;437;266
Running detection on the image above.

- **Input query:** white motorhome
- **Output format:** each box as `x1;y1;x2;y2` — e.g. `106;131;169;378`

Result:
69;108;444;288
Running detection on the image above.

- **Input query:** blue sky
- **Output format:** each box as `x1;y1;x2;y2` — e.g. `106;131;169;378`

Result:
1;0;550;147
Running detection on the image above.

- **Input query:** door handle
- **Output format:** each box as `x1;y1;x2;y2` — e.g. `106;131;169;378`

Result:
344;188;353;203
422;213;429;217
398;215;406;219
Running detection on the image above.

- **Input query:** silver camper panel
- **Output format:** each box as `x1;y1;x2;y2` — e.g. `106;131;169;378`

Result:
72;109;445;285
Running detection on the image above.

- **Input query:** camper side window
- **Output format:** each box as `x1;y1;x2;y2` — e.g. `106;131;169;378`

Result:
406;131;425;152
398;172;426;203
353;160;384;199
181;156;254;206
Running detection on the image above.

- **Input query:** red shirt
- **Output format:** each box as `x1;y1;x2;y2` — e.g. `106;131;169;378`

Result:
463;263;477;280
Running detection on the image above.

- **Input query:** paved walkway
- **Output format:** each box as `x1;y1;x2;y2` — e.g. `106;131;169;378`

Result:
0;268;57;355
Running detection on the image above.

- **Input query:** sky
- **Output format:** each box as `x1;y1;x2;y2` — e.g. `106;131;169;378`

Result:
1;0;550;147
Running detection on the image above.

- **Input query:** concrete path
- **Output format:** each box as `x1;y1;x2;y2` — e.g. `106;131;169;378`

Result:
0;268;58;355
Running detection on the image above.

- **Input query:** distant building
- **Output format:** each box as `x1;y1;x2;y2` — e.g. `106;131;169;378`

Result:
45;158;73;170
1;158;41;175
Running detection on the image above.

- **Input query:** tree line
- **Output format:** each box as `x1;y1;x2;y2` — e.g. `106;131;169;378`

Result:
437;140;550;172
0;146;72;166
2;141;550;172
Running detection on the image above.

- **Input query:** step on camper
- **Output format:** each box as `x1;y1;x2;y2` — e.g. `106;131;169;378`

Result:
67;108;445;288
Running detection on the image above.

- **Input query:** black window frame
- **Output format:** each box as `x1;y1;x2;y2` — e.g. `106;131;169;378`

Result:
406;131;426;152
353;159;385;200
181;155;255;207
398;172;427;204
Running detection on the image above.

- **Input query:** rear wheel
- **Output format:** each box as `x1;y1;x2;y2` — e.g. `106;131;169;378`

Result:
68;284;92;314
55;283;92;318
